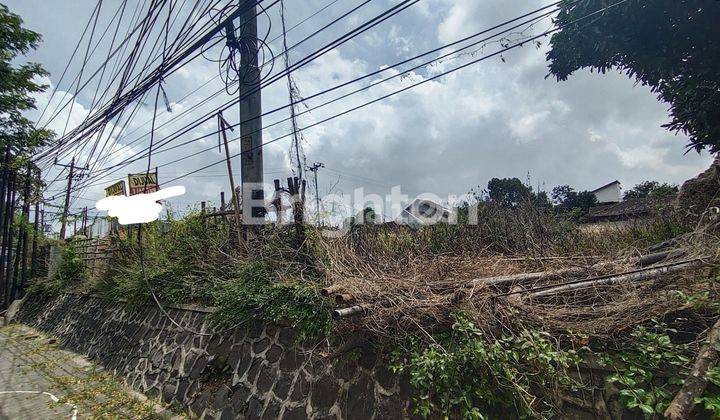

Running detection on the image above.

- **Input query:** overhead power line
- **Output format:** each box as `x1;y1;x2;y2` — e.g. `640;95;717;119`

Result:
63;1;563;195
58;0;421;199
59;0;626;205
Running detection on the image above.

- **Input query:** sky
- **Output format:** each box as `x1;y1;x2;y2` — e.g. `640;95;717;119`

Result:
6;0;715;223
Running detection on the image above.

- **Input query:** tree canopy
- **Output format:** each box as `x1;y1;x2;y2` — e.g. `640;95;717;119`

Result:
0;4;52;161
551;184;597;213
482;177;552;208
623;180;678;200
546;0;720;153
486;177;533;207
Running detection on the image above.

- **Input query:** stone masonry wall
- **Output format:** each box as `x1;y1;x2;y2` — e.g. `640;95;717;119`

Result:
16;294;413;420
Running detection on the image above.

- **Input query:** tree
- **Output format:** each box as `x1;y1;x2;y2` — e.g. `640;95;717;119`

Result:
533;190;552;208
551;185;573;206
359;206;379;224
0;4;52;159
551;185;598;214
486;177;533;207
623;181;679;200
546;0;720;153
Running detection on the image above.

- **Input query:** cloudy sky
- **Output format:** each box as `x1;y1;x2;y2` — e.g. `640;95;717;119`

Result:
7;0;714;222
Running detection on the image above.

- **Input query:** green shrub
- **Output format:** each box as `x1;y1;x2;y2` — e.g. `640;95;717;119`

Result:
210;261;332;340
96;213;236;304
600;320;691;417
389;313;585;419
600;318;720;418
29;244;85;296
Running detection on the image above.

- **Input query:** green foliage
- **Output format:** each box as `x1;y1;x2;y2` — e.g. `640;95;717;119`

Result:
600;317;720;418
210;262;332;340
389;313;584;419
623;181;679;200
358;207;379;224
0;4;53;157
601;320;691;417
29;245;84;296
96;213;236;304
486;177;534;207
551;185;597;216
695;367;720;417
56;245;85;283
673;291;720;313
95;213;332;339
547;0;720;153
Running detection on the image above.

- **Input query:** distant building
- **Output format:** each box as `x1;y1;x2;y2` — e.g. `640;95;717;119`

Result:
586;196;675;223
591;180;621;204
396;198;451;228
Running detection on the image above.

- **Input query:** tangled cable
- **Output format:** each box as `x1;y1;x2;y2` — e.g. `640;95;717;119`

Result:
202;2;275;94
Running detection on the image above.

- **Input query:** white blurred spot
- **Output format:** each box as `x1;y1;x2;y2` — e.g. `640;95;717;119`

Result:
96;186;186;225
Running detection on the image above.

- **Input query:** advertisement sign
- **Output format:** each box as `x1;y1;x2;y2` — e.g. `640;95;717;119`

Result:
128;170;159;195
104;180;126;197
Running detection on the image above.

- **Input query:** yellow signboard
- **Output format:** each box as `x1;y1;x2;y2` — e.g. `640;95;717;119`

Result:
128;170;159;195
104;180;126;197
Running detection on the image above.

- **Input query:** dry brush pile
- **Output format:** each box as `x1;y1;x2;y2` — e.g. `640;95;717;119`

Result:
316;203;717;340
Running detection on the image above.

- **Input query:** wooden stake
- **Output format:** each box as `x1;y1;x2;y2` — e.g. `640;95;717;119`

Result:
218;113;243;247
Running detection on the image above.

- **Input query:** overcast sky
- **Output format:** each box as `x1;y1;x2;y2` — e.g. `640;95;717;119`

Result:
6;0;715;222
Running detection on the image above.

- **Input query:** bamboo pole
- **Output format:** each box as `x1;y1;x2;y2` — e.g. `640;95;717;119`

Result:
332;305;366;319
470;250;686;290
528;259;705;298
471;262;613;287
320;285;344;296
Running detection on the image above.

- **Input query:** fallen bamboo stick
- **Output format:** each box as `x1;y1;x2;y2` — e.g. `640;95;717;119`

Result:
528;259;705;298
665;318;720;420
471;263;613;287
335;293;355;304
471;249;687;289
498;255;602;262
332;305;366;319
637;249;686;267
321;285;344;296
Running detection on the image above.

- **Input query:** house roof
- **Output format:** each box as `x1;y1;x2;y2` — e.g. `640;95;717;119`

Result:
587;196;675;220
402;198;450;213
591;180;621;193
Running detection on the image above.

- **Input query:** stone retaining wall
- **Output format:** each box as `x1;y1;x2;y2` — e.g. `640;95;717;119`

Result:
17;294;412;419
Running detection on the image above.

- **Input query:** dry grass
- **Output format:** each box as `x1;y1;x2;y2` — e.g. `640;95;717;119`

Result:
312;204;719;343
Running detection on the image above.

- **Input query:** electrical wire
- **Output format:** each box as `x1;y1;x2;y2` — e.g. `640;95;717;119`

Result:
55;0;422;196
63;1;562;194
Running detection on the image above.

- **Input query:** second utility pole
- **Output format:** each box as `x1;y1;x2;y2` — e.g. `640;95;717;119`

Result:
57;157;85;241
218;113;244;246
306;162;324;226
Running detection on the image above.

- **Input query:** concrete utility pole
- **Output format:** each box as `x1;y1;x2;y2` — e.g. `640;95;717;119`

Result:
57;157;85;240
238;4;265;224
306;162;324;225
